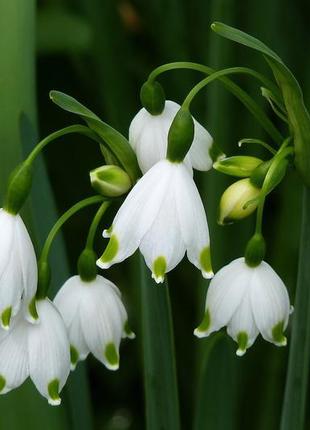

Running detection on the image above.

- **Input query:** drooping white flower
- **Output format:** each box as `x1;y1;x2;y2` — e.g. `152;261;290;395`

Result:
0;209;37;328
97;159;213;282
194;257;291;356
129;100;214;174
27;299;70;405
54;275;134;371
0;299;70;405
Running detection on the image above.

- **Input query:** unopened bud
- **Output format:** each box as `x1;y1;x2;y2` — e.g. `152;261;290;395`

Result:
140;80;166;115
218;178;261;225
90;165;131;197
166;108;194;163
214;156;263;177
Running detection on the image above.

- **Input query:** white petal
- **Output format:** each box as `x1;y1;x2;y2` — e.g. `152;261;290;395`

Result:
80;276;128;370
54;276;90;369
174;163;212;278
250;261;291;345
0;209;15;278
129;101;213;173
139;165;186;282
227;289;259;356
28;299;70;405
0;316;29;394
195;258;249;337
97;160;171;268
184;117;213;171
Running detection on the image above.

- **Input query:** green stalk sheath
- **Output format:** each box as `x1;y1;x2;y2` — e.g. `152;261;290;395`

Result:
280;187;310;430
139;259;180;430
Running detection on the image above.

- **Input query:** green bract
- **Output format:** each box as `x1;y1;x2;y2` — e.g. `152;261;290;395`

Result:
49;91;141;183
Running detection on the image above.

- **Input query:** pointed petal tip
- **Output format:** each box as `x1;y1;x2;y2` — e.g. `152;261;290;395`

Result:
0;307;12;330
104;343;120;371
102;229;112;238
105;362;120;372
275;337;287;347
202;270;214;280
96;258;111;270
70;363;77;372
48;397;61;406
151;273;165;284
193;328;209;338
236;348;246;357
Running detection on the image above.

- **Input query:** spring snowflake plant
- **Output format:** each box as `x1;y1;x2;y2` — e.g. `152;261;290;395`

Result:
0;22;309;407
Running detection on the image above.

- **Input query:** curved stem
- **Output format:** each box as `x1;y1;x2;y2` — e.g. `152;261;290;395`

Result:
148;61;281;99
25;125;100;164
149;62;283;145
40;195;104;264
255;198;265;235
238;138;277;155
85;200;111;250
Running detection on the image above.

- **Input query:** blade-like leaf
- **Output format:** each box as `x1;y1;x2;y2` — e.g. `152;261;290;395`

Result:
139;259;180;430
49;90;140;183
211;21;310;187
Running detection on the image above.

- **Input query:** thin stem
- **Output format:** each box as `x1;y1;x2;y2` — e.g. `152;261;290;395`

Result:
148;62;283;145
25;125;100;164
85;200;111;250
255;198;265;235
148;61;281;99
238;138;277;155
40;195;104;264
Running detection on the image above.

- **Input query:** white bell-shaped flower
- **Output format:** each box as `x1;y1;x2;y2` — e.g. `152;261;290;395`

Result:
129;100;214;174
97;159;213;282
0;299;70;405
194;257;291;356
28;299;70;405
0;209;37;328
54;275;134;371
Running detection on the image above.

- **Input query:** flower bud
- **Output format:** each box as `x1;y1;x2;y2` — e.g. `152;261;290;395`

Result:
245;233;266;267
140;81;166;115
214;156;263;177
4;162;33;215
166;108;195;163
218;178;261;225
90;165;132;197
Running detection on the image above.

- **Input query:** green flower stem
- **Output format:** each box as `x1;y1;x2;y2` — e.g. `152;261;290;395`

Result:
148;62;283;145
25;124;100;165
85;200;111;250
37;195;104;298
140;259;180;430
255;198;265;235
148;61;281;100
280;187;310;430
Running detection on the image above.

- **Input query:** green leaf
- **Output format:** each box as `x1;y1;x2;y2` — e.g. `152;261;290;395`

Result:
211;21;310;187
139;259;180;430
49;90;140;183
0;2;92;429
280;188;310;430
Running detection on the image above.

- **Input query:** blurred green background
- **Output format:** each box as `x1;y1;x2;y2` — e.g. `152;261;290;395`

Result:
0;0;309;429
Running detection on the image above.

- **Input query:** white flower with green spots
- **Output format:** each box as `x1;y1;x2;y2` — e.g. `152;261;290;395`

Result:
54;275;134;371
0;208;37;328
0;299;70;405
97;159;213;282
194;257;292;356
129;100;214;174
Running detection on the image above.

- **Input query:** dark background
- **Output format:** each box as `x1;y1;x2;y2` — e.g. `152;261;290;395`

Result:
1;0;309;429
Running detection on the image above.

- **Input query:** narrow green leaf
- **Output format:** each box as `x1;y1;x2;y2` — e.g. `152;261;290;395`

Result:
0;2;93;429
280;187;310;430
139;259;180;430
49;90;140;183
211;21;282;63
212;21;310;187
